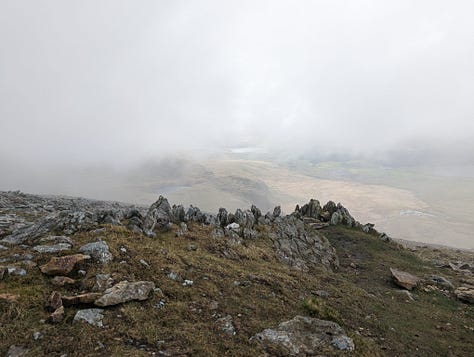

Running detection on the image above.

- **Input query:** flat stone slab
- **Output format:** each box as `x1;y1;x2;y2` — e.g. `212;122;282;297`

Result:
390;268;421;290
94;280;155;306
33;243;72;253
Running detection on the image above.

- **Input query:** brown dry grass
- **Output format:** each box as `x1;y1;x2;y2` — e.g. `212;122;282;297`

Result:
1;223;473;356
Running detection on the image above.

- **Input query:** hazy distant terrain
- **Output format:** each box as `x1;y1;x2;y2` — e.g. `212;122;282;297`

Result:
4;155;471;249
139;157;474;249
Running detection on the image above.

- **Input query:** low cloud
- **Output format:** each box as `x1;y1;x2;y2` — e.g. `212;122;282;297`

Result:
1;1;473;174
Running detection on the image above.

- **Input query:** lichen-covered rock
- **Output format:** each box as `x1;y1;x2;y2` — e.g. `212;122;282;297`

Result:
323;201;337;216
142;196;172;237
93;274;114;292
269;215;339;271
252;316;354;355
298;199;322;219
33;243;72;253
79;241;113;264
185;205;205;223
251;205;262;221
234;209;255;229
272;206;281;219
216;208;228;228
73;308;104;327
2;210;99;245
94;281;155;306
330;211;341;225
171;204;186;223
216;315;236;336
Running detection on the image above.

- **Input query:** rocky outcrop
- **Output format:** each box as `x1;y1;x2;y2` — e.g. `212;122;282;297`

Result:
233;209;256;229
171;204;186;224
252;316;354;355
0;191;144;245
216;208;228;228
268;215;339;271
142;196;172;237
297;199;322;219
294;199;356;228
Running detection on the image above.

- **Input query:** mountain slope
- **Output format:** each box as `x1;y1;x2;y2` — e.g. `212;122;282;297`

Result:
0;191;473;356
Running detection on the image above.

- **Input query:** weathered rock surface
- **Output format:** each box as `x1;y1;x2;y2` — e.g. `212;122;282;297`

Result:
429;275;454;290
51;275;76;286
73;308;104;327
33;243;72;253
62;292;102;306
79;241;113;264
216;315;236;336
454;286;474;304
47;305;65;324
6;266;27;276
142;196;172;237
390;268;421;290
46;291;63;312
269;215;339;271
0;266;7;280
0;191;144;245
6;345;30;357
40;254;90;276
39;235;74;245
94;280;155;306
93;274;114;292
0;293;20;303
252;316;354;355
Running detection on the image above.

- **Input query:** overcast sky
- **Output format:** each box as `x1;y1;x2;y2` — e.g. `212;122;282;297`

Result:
1;0;474;168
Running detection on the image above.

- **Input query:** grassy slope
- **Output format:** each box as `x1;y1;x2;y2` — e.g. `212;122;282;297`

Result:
1;224;473;356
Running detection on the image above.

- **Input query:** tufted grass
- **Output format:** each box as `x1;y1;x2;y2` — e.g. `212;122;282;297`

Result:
0;223;472;356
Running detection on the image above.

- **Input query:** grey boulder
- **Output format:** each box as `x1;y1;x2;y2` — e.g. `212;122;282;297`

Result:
94;280;155;306
79;241;113;264
73;308;105;327
252;315;354;355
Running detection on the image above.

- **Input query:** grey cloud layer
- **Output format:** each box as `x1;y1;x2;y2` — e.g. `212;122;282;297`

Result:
1;0;473;166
